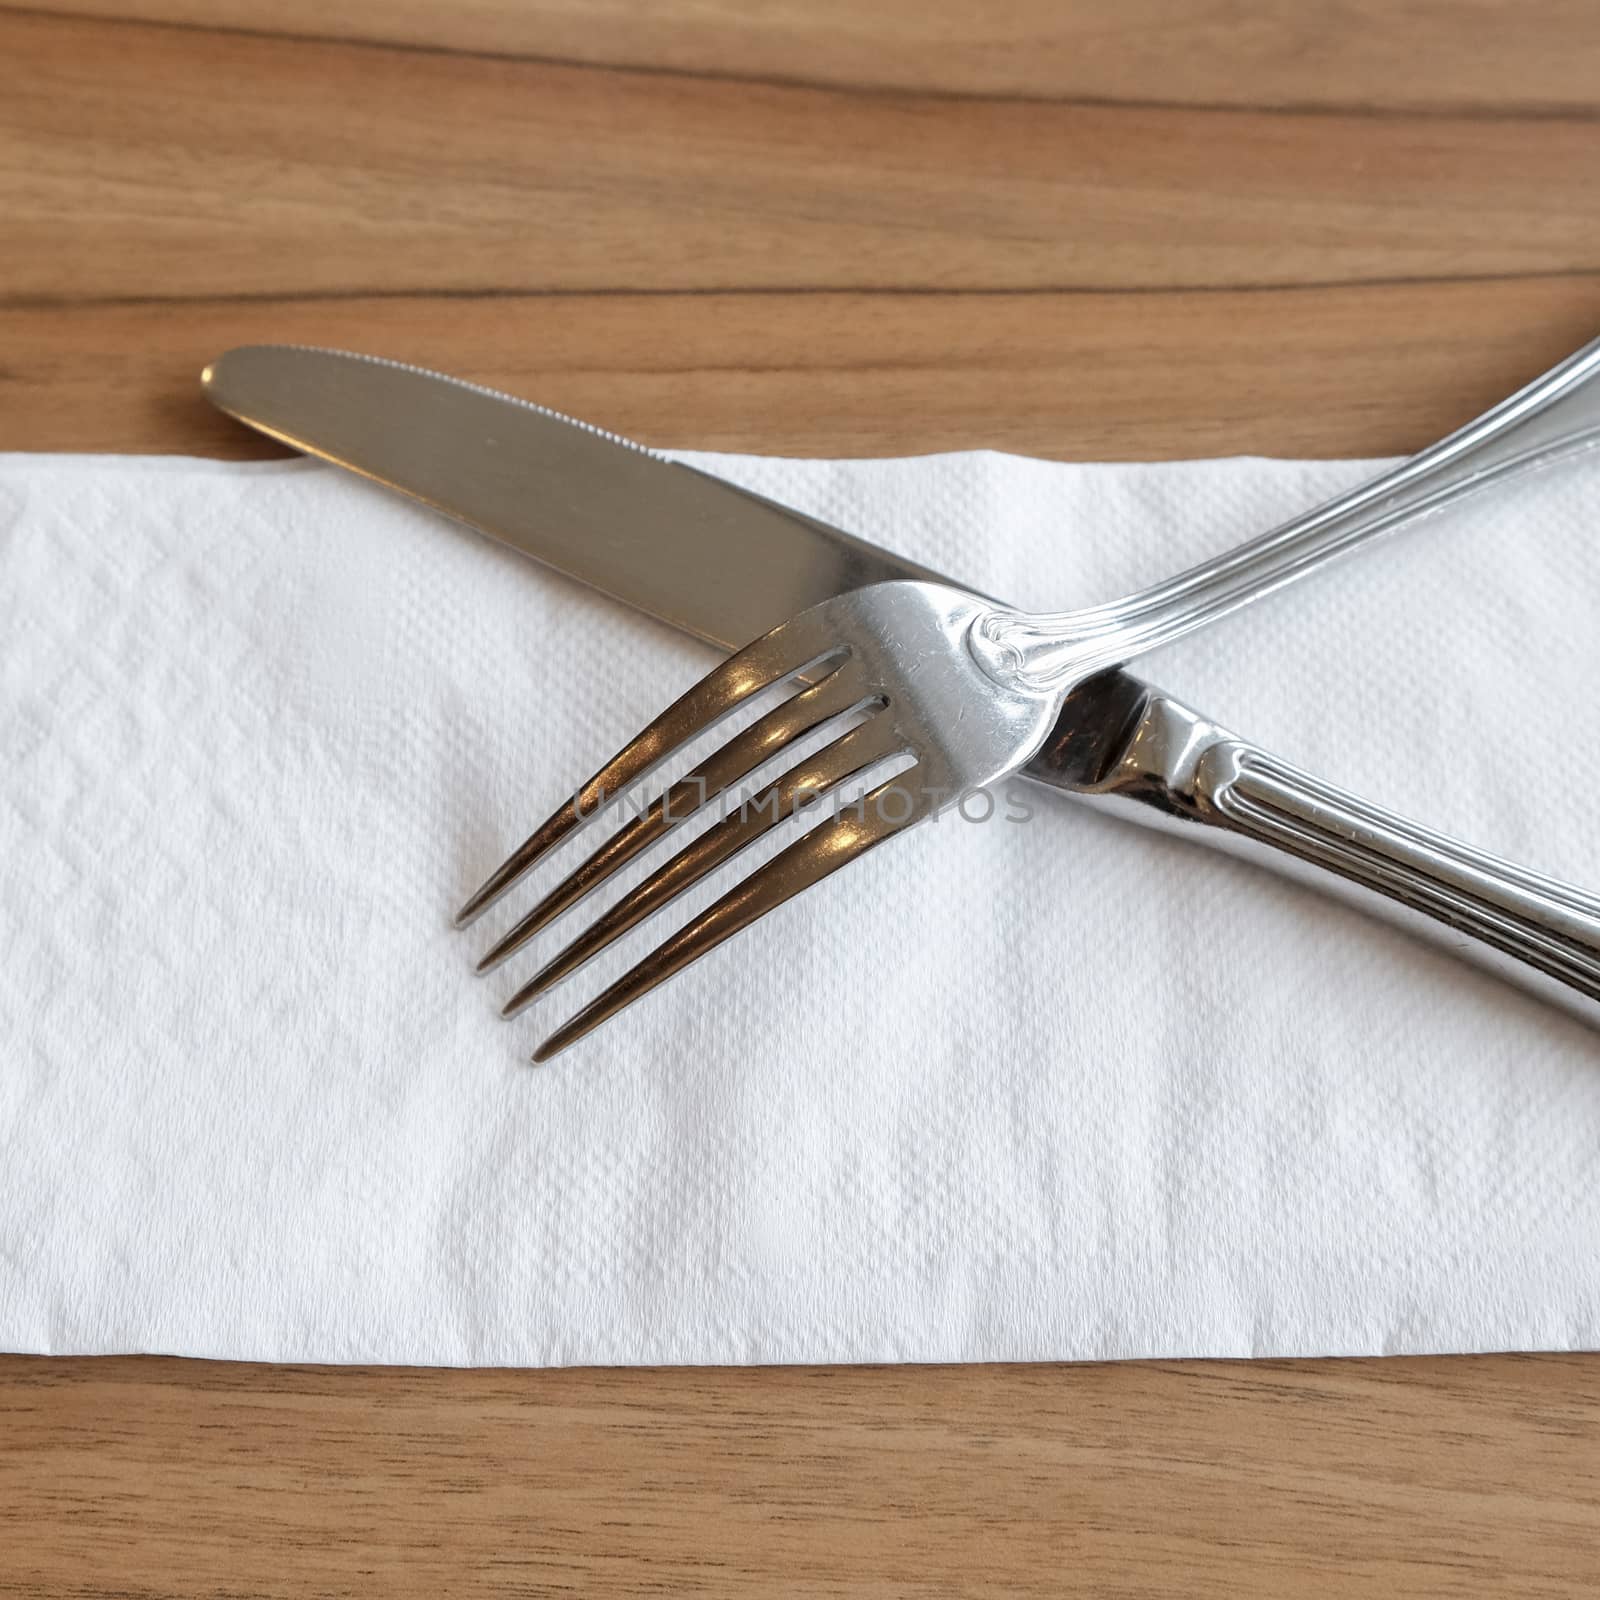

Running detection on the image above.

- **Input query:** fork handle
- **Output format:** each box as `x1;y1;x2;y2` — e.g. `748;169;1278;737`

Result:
980;333;1600;689
1067;688;1600;1025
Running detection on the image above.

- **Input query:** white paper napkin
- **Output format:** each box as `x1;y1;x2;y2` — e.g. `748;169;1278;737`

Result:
2;446;1597;1366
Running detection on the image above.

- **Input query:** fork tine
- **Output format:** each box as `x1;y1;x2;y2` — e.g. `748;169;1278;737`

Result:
501;714;899;1016
453;626;844;929
530;769;928;1061
474;665;873;975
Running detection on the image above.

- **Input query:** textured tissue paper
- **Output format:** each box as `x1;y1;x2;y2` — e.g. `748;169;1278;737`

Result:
2;446;1598;1366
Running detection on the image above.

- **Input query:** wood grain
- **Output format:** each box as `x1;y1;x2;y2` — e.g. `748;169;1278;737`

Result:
6;277;1600;460
3;1354;1599;1597
18;0;1600;111
4;2;1600;1594
5;9;1600;305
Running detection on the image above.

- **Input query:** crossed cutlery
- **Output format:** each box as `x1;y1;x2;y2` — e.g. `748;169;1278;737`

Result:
204;337;1600;1060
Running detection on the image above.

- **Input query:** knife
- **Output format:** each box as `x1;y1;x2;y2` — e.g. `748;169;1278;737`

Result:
201;346;1600;1022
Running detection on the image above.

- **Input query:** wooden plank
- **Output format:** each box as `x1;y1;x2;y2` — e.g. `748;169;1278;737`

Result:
4;277;1598;461
2;1353;1598;1598
18;0;1600;112
4;11;1600;304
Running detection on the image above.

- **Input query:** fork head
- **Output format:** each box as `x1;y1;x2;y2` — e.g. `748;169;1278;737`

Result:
455;580;1061;1061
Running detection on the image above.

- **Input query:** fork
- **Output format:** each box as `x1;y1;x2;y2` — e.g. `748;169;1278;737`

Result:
459;342;1600;1060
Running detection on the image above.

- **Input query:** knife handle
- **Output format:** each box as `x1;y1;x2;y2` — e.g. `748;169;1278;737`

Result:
1049;682;1600;1027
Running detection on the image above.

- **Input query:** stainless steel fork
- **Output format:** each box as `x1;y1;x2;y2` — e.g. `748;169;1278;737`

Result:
463;561;1600;1061
454;340;1600;1062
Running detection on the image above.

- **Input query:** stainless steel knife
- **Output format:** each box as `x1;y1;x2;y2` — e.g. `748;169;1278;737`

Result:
201;346;1600;1022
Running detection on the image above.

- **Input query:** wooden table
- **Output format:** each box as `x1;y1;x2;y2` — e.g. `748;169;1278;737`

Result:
4;4;1599;1592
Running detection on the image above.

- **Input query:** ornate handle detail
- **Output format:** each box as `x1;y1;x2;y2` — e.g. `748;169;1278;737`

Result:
1209;746;1600;1020
1062;679;1600;1027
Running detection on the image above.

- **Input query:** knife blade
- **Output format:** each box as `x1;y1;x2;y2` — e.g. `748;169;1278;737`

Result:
200;344;1140;788
202;346;955;650
199;346;1600;1024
